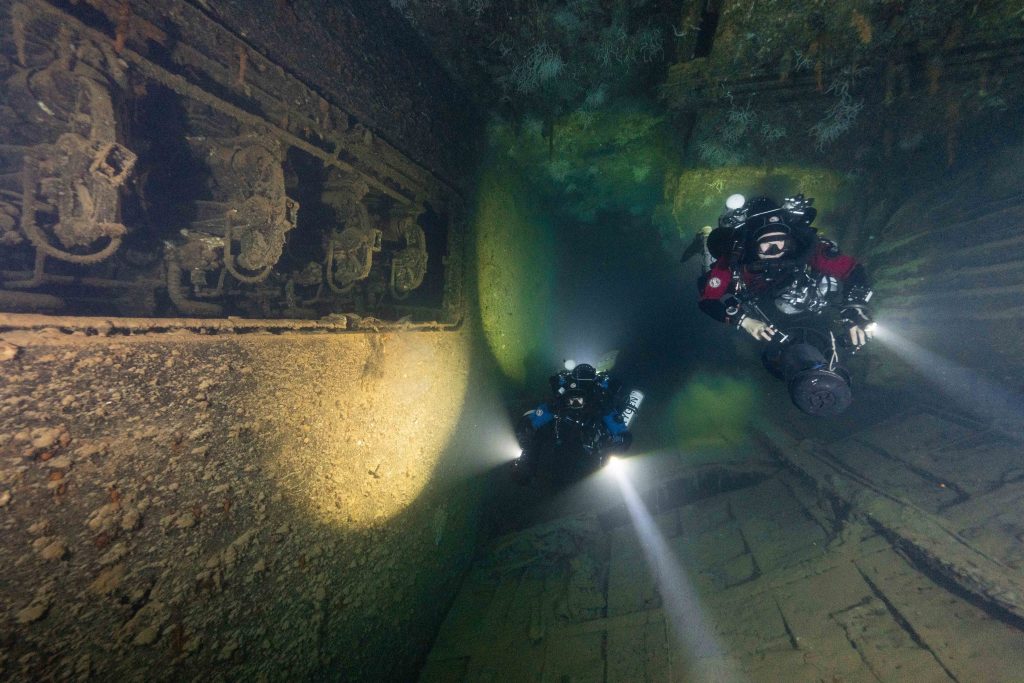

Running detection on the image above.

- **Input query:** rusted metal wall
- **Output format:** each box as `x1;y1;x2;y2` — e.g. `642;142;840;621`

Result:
0;0;470;323
0;5;491;681
191;0;476;186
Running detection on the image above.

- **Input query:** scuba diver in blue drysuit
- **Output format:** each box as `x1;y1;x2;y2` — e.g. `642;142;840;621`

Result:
511;361;640;483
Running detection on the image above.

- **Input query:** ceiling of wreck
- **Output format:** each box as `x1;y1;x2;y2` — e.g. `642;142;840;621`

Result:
389;0;679;121
389;0;1015;126
393;0;1024;274
394;0;1024;173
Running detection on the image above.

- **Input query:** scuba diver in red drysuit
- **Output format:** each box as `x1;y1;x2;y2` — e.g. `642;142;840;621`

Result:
687;194;875;416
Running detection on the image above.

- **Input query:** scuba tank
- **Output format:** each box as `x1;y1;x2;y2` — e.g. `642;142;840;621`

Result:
752;313;853;418
784;345;852;417
622;390;644;428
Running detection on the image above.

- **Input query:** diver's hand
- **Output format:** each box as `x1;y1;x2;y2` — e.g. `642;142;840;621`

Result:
607;431;633;453
840;305;875;347
847;325;872;347
739;316;777;341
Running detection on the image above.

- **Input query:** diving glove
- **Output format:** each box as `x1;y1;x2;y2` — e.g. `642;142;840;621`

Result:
739;315;777;342
843;282;873;306
839;305;875;347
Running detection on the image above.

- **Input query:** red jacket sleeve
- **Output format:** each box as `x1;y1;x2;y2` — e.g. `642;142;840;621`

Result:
698;261;737;323
808;241;858;279
699;261;733;301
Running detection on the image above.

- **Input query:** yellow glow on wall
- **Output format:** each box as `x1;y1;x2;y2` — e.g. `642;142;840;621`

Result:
474;164;554;385
253;331;471;528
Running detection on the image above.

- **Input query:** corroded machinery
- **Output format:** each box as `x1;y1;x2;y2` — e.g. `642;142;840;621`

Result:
0;0;463;325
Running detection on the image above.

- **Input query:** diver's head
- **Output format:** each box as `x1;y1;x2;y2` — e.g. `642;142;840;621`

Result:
571;363;597;384
565;363;597;409
725;195;787;245
752;224;794;260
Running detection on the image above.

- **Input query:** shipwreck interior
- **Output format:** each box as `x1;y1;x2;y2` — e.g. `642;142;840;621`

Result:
2;0;1024;681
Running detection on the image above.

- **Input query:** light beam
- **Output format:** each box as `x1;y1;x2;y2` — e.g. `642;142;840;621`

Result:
873;323;1024;442
610;462;742;681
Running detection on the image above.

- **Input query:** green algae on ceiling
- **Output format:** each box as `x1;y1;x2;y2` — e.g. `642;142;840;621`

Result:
388;0;678;126
488;103;681;224
666;165;847;241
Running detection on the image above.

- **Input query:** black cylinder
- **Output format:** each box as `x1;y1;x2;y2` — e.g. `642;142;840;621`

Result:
782;343;852;416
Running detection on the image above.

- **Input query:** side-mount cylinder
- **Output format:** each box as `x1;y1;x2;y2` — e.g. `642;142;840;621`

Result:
622;390;644;429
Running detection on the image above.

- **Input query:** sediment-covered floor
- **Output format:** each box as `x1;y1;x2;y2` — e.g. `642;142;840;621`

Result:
423;446;1024;681
0;327;490;681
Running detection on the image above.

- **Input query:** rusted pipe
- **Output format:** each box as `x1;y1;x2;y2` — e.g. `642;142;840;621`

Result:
3;249;47;288
165;251;224;317
0;289;64;311
222;215;275;284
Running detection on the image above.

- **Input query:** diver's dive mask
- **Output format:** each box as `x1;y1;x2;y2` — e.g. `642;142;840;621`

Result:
755;231;793;259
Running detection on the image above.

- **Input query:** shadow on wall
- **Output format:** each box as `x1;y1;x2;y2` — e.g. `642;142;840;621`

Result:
855;143;1024;431
243;329;521;680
